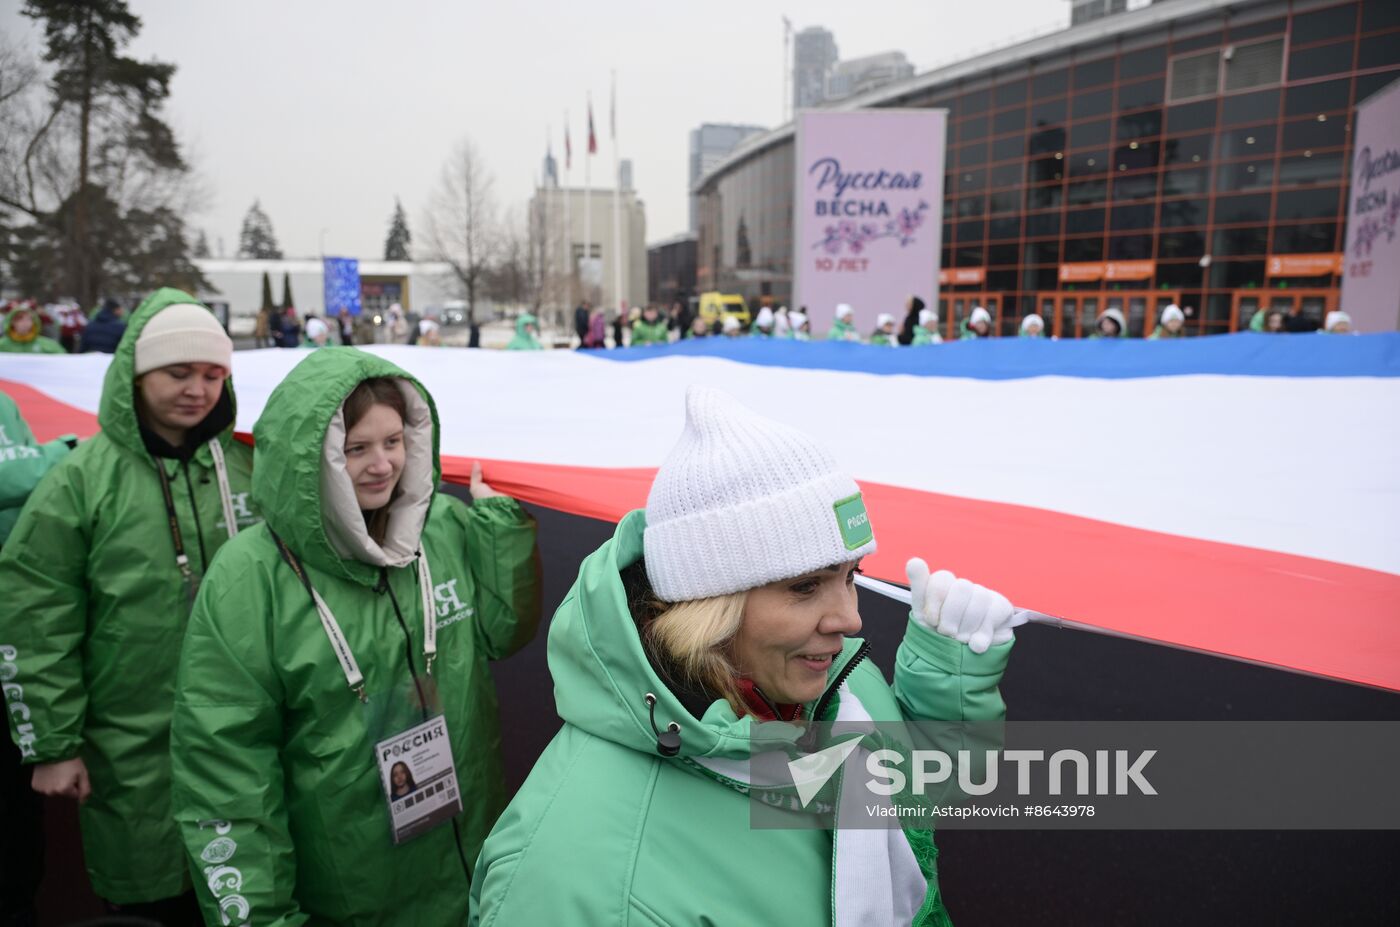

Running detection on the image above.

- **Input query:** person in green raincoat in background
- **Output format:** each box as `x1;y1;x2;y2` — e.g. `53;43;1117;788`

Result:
171;348;541;926
0;289;257;924
0;304;66;354
870;312;899;346
1019;313;1046;338
1148;304;1186;339
506;312;544;350
826;303;860;341
471;387;1018;927
630;305;670;346
0;389;75;545
911;307;943;345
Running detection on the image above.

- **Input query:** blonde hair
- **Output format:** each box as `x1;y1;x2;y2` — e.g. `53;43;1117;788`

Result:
642;591;748;714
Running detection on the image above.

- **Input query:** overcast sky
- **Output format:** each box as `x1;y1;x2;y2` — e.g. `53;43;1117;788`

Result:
2;0;1064;259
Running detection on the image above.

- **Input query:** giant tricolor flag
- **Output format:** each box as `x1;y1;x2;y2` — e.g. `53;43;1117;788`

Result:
3;334;1397;691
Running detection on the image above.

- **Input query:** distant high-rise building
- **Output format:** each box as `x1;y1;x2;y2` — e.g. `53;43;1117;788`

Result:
793;26;838;111
1071;0;1129;25
688;123;765;231
542;150;558;187
619;158;634;192
825;51;915;102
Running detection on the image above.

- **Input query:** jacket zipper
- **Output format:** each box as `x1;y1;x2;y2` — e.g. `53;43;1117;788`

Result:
807;639;871;726
381;566;473;887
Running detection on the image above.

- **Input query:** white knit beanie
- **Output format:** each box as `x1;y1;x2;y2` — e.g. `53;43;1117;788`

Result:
918;308;937;326
835;303;854;321
722;315;741;333
1160;304;1184;325
134;303;233;375
755;306;775;328
644;387;876;602
1324;310;1351;332
876;312;895;328
969;306;991;326
1020;312;1044;332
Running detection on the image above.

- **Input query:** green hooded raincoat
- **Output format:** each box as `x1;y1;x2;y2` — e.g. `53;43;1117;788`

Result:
506;314;543;350
0;389;73;544
170;348;541;926
471;510;1012;926
0;288;258;903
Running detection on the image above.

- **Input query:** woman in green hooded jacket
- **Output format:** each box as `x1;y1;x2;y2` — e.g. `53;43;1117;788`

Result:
170;347;541;927
0;289;257;921
471;386;1017;927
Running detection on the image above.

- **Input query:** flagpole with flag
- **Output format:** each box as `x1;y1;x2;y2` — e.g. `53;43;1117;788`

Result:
610;70;624;320
564;110;573;309
584;92;595;307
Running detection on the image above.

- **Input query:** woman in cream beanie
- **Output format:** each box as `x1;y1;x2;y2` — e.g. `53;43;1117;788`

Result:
0;289;253;922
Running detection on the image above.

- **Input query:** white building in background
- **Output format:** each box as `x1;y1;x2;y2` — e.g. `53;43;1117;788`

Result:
194;258;458;335
825;52;915;102
529;185;647;325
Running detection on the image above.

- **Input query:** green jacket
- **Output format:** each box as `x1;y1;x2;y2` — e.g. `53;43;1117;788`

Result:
0;309;65;353
911;327;941;345
1148;325;1183;340
0;390;73;544
171;348;542;927
0;288;259;903
471;511;1012;926
1249;310;1266;332
826;319;858;342
870;330;898;347
630;318;669;347
506;314;543;351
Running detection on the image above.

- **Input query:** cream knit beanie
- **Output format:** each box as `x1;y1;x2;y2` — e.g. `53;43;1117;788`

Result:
134;303;232;375
644;387;876;602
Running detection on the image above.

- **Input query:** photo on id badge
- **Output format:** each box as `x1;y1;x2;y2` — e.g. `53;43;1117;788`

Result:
371;680;464;845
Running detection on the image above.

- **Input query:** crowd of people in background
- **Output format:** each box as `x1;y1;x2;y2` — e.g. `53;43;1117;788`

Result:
561;294;1358;350
0;292;1362;361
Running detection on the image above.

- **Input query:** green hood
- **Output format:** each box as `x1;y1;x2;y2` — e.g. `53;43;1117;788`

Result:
97;288;237;457
251;347;441;587
515;313;537;336
547;509;863;764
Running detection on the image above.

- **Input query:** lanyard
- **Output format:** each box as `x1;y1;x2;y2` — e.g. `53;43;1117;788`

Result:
271;530;438;702
153;439;239;580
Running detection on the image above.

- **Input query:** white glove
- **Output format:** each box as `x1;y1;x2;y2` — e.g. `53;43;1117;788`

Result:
906;558;1024;654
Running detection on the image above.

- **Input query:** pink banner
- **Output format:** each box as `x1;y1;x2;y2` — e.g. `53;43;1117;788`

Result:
1341;77;1400;332
794;110;947;336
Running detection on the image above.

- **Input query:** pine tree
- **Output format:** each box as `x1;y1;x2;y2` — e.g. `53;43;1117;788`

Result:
20;0;184;306
260;271;275;314
238;200;283;259
193;229;210;258
281;271;294;310
384;198;412;261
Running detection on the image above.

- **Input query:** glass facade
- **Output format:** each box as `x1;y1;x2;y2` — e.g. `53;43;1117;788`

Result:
696;0;1400;336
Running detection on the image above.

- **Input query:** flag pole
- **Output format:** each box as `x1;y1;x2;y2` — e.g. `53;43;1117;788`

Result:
563;109;573;311
611;70;624;320
584;91;593;309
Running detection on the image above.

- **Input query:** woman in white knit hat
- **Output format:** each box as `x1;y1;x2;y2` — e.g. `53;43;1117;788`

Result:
0;288;258;924
960;305;993;339
472;386;1018;926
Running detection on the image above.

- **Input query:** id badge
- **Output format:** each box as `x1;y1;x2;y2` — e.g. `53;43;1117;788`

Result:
375;714;464;845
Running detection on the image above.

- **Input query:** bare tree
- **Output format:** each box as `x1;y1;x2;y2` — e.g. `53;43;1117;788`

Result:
483;206;535;311
422;137;498;326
